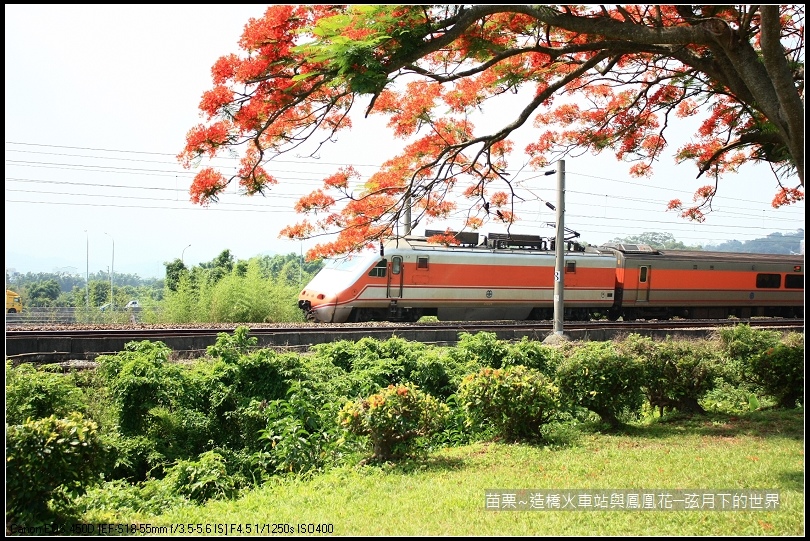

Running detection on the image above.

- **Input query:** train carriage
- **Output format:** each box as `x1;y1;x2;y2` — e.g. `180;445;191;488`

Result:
598;243;804;320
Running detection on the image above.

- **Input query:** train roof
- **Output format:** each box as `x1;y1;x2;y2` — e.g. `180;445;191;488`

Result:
597;243;804;264
379;234;803;265
387;231;603;254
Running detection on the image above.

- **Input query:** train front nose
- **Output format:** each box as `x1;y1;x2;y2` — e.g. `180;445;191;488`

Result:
298;289;337;322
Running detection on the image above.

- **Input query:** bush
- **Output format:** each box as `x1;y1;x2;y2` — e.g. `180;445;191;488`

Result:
407;348;455;399
451;332;511;369
259;382;346;475
502;338;565;375
100;341;182;435
717;325;804;409
555;342;644;427
75;478;185;521
5;361;86;425
459;365;560;442
433;394;483;447
338;384;449;461
310;339;358;371
700;377;762;414
145;406;214;462
749;340;804;408
7;413;108;524
312;337;440;398
344;337;421;382
234;349;304;402
205;324;257;363
161;259;306;324
102;433;164;483
164;450;238;504
620;335;721;415
717;324;781;362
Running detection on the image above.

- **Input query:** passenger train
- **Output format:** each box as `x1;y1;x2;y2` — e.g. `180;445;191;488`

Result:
297;230;804;323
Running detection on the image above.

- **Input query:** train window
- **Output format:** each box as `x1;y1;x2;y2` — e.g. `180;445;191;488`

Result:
785;274;804;289
417;256;429;270
368;259;387;278
756;273;781;288
565;260;576;273
392;256;402;275
639;266;648;283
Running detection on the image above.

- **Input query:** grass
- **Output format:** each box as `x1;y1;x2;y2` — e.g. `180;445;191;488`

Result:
106;408;804;536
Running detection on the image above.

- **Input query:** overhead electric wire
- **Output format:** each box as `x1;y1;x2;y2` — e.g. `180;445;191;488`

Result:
6;141;805;246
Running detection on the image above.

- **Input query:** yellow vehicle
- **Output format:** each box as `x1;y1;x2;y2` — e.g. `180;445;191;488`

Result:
6;289;23;313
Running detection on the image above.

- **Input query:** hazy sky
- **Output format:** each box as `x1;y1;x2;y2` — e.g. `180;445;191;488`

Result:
5;5;805;279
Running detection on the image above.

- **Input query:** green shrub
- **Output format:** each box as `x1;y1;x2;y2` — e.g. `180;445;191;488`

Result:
206;325;257;364
717;326;804;409
145;406;214;462
749;340;804;408
103;433;164;483
164;450;237;504
717;324;781;362
234;349;303;402
5;361;86;425
338;384;449;461
502;337;565;375
199;328;311;448
161;260;306;324
177;359;240;445
7;413;108;524
459;365;560;442
100;342;182;435
700;377;763;414
346;337;421;382
207;448;275;490
310;339;358;371
620;335;721;415
555;342;644;427
259;382;346;475
313;337;438;398
451;332;511;369
75;478;185;521
208;261;304;323
408;348;454;399
433;394;483;446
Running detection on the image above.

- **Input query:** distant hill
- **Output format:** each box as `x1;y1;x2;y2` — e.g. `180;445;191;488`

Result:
703;229;804;255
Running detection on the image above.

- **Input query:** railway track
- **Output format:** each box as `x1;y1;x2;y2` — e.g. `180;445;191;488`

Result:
5;318;804;365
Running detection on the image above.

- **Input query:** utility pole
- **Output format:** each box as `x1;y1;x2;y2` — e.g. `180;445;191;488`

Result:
405;194;412;235
84;230;89;308
541;160;567;344
552;160;565;337
105;232;114;307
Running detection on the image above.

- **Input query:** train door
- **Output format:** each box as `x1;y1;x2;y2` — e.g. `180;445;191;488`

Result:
637;265;650;302
387;255;403;298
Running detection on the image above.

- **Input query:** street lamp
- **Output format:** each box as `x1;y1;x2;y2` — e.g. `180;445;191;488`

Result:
182;244;191;265
104;232;114;308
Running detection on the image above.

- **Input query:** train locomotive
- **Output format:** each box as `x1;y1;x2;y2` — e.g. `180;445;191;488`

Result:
297;230;804;323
